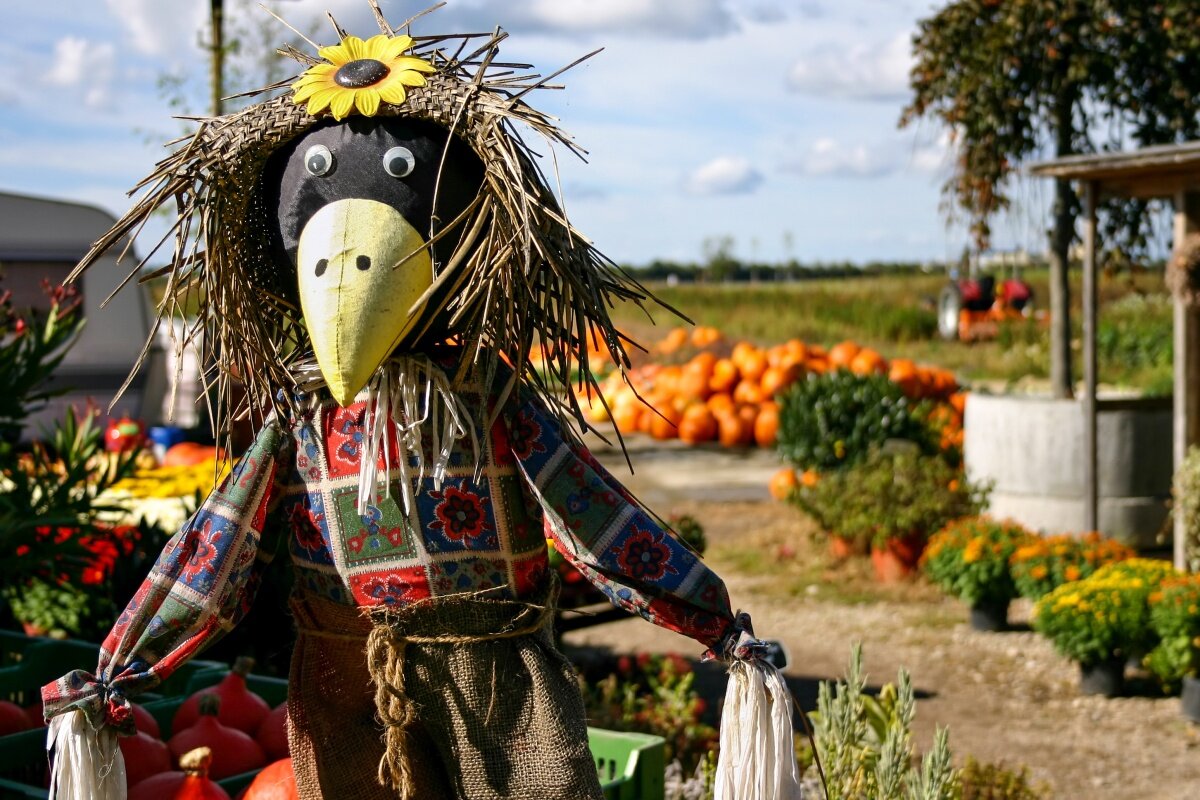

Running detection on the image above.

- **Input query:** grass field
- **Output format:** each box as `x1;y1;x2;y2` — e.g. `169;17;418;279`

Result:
608;268;1173;394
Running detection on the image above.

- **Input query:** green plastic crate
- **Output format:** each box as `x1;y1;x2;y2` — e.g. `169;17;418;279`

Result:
589;727;666;800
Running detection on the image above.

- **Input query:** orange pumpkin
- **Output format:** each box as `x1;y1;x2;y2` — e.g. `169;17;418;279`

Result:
760;365;801;398
716;412;753;448
849;348;887;376
658;327;689;354
738;350;768;383
733;380;765;406
708;359;740;393
162;442;221;468
648;403;682;440
691;325;723;348
240;758;297;800
768;468;798;501
753;402;780;448
706;392;735;416
678;405;718;444
827;341;861;368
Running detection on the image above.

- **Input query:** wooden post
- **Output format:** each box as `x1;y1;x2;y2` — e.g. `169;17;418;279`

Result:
210;0;225;117
1081;181;1099;533
1173;191;1200;569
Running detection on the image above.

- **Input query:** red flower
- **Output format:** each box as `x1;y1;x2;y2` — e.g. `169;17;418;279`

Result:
614;527;677;582
430;486;492;542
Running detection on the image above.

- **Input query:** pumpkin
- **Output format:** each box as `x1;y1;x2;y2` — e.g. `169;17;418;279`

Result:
753;402;780;448
132;702;162;738
708;359;740;394
647;403;682;441
768;468;798;501
130;747;231;800
760;365;800;398
657;327;689;354
732;380;765;406
169;696;266;780
737;350;768;383
173;658;270;735
162;442;221;468
690;325;723;348
256;703;290;762
239;758;297;800
826;341;860;368
716;411;753;448
849;348;887;376
121;730;173;788
0;700;31;735
677;405;718;445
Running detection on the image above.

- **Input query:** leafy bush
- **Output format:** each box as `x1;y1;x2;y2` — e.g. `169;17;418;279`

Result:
777;371;934;473
958;757;1049;800
1172;446;1200;573
1009;532;1135;600
1033;559;1179;667
805;644;957;800
1146;574;1200;686
583;652;717;772
792;448;988;550
921;518;1036;606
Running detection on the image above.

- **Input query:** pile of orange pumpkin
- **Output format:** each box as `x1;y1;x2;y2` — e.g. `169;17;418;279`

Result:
578;326;966;452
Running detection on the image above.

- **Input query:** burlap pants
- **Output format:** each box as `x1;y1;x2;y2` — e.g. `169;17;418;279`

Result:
287;586;604;800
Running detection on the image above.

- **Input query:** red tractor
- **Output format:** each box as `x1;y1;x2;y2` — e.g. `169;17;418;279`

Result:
937;274;1034;341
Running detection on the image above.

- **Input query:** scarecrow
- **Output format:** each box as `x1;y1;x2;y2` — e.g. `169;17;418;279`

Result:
43;4;799;799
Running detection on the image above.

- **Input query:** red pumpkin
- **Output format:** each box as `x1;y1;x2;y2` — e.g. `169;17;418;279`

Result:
131;747;231;800
240;758;297;800
162;442;222;468
132;702;161;738
173;658;269;735
169;696;266;780
0;700;32;735
255;703;289;761
120;730;172;788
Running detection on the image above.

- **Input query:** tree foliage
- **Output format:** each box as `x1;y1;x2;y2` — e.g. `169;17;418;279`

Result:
901;0;1200;249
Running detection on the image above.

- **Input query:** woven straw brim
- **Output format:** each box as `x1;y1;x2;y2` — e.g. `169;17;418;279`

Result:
71;17;674;449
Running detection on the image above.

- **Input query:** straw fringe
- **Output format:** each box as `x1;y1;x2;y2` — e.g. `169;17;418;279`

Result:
68;4;674;453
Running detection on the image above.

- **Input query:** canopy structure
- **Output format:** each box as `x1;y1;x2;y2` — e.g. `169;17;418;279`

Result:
1029;143;1200;569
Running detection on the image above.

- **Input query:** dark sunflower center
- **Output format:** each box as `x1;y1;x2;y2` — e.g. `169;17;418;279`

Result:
335;59;390;88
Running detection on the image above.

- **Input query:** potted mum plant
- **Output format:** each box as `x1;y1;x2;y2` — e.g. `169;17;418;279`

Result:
1146;574;1200;721
1009;532;1135;601
921;517;1036;631
791;447;988;582
1034;559;1179;696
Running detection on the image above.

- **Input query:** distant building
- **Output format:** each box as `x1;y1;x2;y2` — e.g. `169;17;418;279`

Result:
0;191;169;433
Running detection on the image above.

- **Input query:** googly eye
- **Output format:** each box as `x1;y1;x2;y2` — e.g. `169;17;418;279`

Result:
382;146;416;178
304;144;333;176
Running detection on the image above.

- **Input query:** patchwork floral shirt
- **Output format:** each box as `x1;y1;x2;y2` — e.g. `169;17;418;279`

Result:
44;376;737;730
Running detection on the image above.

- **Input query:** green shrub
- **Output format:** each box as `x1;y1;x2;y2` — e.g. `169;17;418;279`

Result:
777;370;934;473
806;644;958;800
1172;446;1200;573
1033;559;1179;667
1145;574;1200;686
791;448;989;551
958;757;1049;800
920;518;1036;606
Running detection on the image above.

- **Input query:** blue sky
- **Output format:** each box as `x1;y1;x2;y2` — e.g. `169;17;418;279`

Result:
0;0;1057;266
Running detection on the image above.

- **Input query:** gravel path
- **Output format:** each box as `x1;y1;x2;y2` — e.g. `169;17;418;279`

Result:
569;439;1200;799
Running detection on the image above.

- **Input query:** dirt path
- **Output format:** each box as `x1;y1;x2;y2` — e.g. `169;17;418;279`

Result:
569;440;1200;800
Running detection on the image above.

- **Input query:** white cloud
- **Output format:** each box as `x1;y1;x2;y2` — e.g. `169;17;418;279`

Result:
45;37;116;109
786;138;894;178
786;30;913;101
105;0;206;57
685;156;764;195
440;0;738;40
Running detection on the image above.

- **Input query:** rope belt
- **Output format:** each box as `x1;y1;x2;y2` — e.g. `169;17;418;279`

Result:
361;592;557;798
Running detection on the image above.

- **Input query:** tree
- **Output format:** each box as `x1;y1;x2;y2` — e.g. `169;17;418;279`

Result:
901;1;1200;397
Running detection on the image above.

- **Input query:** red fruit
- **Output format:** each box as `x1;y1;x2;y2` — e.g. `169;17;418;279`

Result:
130;747;231;800
173;658;270;734
132;702;161;738
120;730;172;788
24;697;45;729
255;703;289;761
240;758;297;800
0;700;32;735
169;696;266;780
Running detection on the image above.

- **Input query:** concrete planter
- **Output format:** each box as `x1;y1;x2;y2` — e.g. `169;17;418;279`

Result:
964;394;1171;547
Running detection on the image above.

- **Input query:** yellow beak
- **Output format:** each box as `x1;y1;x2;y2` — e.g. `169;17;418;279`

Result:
297;198;433;406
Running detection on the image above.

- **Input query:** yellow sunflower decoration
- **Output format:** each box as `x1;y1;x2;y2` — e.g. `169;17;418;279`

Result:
292;34;435;120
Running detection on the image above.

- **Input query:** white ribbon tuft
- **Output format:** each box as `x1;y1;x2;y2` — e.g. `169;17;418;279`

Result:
357;356;479;516
47;709;126;800
715;658;803;800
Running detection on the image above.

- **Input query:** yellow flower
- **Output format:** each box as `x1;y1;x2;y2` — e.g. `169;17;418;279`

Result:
962;539;983;564
292;34;435;120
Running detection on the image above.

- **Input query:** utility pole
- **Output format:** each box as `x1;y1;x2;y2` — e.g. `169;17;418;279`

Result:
210;0;225;116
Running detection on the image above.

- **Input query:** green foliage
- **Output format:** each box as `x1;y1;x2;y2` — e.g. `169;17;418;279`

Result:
583;652;717;772
792;449;989;550
1033;559;1179;667
958;757;1050;800
1009;532;1135;600
1145;574;1200;686
920;518;1036;606
668;513;707;555
2;578;92;639
1097;294;1173;370
1172;446;1200;573
777;371;934;473
806;644;958;800
902;0;1200;251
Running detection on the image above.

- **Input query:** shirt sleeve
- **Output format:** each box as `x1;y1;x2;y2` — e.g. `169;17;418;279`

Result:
41;421;291;731
509;394;736;649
